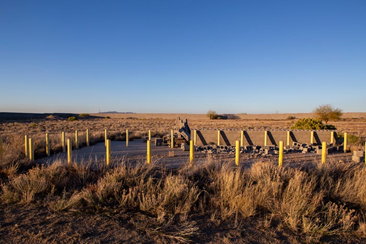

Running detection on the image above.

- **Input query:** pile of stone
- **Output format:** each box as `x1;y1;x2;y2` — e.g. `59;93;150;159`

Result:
352;151;365;163
291;142;340;155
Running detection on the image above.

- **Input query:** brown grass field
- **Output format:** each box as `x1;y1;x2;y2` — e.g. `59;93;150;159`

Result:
1;113;366;243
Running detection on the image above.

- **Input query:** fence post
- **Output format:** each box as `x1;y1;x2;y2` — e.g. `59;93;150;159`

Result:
105;129;108;146
194;130;197;146
148;130;151;141
147;140;151;163
62;132;66;152
287;131;290;146
25;135;29;157
235;140;240;166
322;142;327;164
190;140;194;164
264;131;268;146
75;130;78;149
279;141;283;168
67;139;72;164
310;131;314;144
106;139;111;166
240;131;244;147
86;129;89;147
330;131;334;145
46;133;50;157
344;133;348;153
217;130;220;146
171;130;174;148
29;138;34;162
126;129;129;147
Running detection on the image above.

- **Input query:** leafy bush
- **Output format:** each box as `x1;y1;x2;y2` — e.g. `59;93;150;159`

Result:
105;116;111;119
68;117;78;121
291;118;336;130
207;110;218;120
78;113;90;117
286;116;296;120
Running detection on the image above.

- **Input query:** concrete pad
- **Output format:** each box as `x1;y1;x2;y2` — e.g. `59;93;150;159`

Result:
38;139;201;167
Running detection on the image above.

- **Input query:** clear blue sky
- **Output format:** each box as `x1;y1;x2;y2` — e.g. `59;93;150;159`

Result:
1;0;365;114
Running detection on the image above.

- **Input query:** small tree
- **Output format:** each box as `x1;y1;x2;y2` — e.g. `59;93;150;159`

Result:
207;110;218;120
313;104;342;124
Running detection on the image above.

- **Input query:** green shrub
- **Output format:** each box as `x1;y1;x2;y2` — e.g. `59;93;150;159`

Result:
290;118;336;130
68;117;78;121
78;113;90;117
105;116;110;119
286;116;296;120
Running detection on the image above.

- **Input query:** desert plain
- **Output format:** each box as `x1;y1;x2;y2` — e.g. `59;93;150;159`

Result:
0;112;366;243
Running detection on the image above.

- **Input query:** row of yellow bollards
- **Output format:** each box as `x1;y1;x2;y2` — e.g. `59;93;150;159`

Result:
20;129;129;163
23;136;35;162
211;129;339;148
14;130;356;166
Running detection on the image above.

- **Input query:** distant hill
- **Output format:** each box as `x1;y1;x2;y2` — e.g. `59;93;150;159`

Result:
98;111;134;114
0;112;78;121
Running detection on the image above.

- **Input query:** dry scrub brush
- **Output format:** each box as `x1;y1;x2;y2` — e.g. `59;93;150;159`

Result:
2;157;366;242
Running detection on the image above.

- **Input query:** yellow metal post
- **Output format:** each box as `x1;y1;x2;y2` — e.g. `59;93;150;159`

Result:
105;129;108;146
148;130;151;141
264;131;268;146
62;132;66;152
86;129;89;147
106;139;111;166
217;130;220;146
194;130;197;146
0;137;3;159
322;142;327;164
190;140;194;164
344;133;348;153
310;131;314;144
75;130;78;149
25;135;29;157
67;139;72;164
330;131;334;145
235;140;240;166
279;141;283;168
240;131;244;147
29;138;34;162
46;133;50;157
126;129;129;147
171;129;174;148
287;131;290;146
147;140;151;163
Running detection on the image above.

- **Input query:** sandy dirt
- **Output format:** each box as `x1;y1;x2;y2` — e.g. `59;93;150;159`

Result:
1;113;366;243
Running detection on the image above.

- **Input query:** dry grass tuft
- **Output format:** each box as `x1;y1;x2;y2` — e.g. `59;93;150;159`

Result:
2;166;51;204
2;154;366;241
